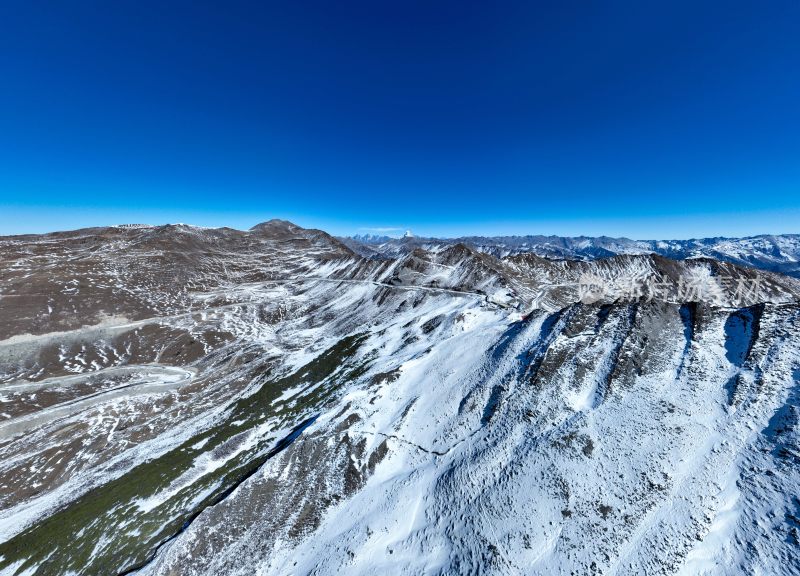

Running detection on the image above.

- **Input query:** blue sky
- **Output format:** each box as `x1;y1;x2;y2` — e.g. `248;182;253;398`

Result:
1;1;799;239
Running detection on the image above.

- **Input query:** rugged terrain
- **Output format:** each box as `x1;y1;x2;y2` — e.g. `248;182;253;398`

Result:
0;220;798;575
344;232;800;278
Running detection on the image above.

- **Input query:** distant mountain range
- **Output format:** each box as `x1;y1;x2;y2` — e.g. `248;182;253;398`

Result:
341;232;800;278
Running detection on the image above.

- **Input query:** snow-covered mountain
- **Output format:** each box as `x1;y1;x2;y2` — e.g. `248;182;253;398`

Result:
343;233;800;278
0;221;798;575
350;233;395;244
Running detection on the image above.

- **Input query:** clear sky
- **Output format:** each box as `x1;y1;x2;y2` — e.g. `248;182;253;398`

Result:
1;1;799;239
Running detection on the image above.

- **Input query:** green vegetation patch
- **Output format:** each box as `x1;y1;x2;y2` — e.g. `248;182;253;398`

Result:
0;333;369;576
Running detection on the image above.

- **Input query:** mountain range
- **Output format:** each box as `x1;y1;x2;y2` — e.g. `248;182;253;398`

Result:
0;220;798;575
341;232;800;278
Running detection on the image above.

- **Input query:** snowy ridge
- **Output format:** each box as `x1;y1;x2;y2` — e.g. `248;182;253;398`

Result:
345;233;800;278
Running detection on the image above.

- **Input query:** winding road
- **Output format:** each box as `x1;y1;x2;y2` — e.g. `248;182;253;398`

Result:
0;365;195;441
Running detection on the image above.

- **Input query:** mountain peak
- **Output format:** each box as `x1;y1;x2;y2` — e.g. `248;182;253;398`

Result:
248;219;301;233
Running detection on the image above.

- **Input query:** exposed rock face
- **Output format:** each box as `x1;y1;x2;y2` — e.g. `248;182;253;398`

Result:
0;221;798;575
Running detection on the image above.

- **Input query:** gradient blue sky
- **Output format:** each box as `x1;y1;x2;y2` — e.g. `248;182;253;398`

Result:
2;1;799;239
